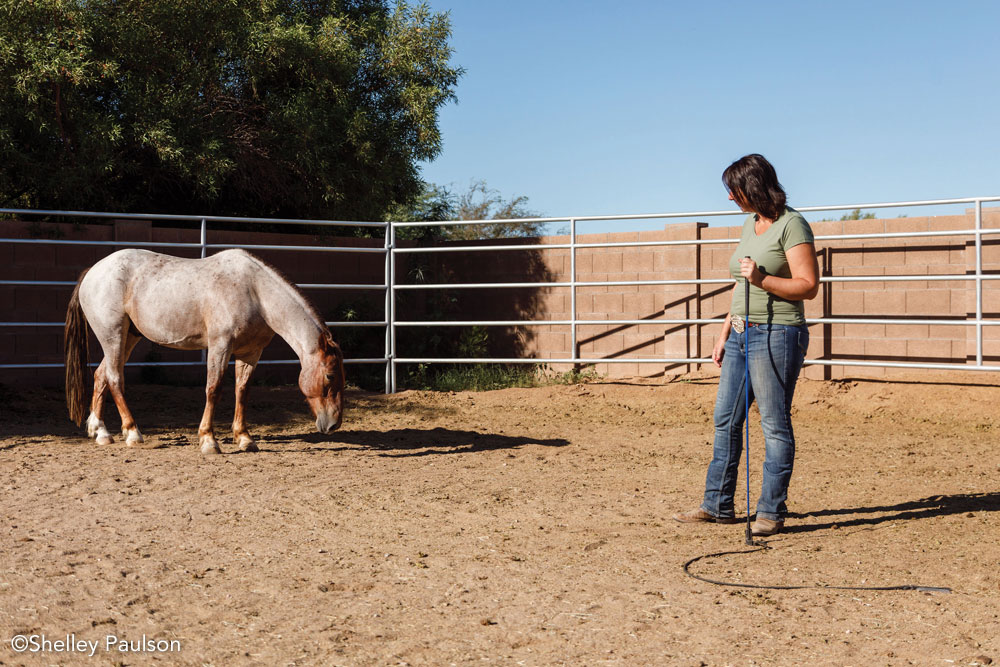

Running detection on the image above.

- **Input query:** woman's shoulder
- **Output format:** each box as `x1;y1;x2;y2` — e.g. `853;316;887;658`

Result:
780;207;812;229
781;206;807;223
779;207;815;243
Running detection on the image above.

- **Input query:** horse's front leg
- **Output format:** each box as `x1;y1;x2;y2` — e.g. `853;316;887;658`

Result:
232;352;262;452
198;343;232;455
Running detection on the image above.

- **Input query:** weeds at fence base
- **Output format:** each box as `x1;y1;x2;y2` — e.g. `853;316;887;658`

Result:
402;363;603;392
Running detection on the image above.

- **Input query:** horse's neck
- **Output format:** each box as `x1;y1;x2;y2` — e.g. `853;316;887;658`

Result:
254;268;323;361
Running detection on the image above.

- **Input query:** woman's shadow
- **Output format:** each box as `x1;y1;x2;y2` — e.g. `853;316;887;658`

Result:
259;427;570;457
783;492;1000;533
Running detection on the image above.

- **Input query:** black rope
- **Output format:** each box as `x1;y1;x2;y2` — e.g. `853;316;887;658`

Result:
683;545;951;593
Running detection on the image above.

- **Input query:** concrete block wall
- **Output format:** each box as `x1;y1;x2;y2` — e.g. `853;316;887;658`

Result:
3;207;998;385
437;208;999;381
693;209;999;380
0;219;385;384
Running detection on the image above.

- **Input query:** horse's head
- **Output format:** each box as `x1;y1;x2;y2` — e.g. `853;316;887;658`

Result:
300;332;345;434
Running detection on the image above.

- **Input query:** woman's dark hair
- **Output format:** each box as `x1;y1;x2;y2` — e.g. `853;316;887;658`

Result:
722;154;787;221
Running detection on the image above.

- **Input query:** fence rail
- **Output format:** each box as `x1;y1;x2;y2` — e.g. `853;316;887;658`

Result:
3;196;999;392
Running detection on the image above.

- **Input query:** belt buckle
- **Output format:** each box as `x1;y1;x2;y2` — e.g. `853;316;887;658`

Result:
731;314;745;333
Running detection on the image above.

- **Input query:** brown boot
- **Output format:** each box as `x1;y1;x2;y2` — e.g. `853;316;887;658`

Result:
751;518;784;536
673;508;740;524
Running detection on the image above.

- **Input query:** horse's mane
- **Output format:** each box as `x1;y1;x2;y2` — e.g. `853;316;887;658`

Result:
237;250;333;343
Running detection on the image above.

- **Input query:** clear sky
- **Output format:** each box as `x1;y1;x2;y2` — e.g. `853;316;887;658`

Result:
417;1;1000;232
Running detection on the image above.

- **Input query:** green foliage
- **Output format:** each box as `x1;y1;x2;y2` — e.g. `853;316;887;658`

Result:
334;177;547;392
818;208;877;222
0;0;461;220
402;361;603;392
543;365;602;385
407;363;539;392
386;179;544;241
840;209;876;220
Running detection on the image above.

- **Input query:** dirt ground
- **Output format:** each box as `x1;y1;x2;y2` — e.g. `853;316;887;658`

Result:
1;371;998;666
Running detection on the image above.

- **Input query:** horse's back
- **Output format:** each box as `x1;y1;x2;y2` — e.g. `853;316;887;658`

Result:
81;249;268;350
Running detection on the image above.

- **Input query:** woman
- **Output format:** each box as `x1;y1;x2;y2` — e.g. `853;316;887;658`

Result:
674;154;819;536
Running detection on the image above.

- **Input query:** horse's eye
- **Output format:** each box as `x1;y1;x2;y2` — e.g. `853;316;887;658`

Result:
325;373;336;381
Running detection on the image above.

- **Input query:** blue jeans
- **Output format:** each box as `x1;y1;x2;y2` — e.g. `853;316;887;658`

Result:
702;324;809;521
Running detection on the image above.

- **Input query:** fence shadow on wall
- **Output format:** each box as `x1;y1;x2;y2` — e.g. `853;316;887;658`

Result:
816;238;1000;378
578;286;733;377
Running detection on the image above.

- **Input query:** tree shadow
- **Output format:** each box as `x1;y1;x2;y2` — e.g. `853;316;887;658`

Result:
783;492;1000;534
258;426;570;457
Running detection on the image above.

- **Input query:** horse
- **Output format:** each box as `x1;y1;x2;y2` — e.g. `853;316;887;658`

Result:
64;248;345;454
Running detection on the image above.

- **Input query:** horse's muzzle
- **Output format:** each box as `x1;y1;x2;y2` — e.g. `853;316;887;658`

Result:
315;414;342;434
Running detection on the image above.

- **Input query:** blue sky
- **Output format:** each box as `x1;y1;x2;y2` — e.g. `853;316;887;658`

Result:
417;1;1000;232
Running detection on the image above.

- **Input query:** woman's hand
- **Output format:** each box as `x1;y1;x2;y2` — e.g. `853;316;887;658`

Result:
712;335;727;367
740;244;820;301
739;256;764;286
713;312;732;367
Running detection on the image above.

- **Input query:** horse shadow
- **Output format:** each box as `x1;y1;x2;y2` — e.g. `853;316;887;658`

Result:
782;492;1000;534
258;426;570;457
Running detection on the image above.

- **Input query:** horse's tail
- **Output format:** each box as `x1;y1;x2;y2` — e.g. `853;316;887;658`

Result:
64;269;90;426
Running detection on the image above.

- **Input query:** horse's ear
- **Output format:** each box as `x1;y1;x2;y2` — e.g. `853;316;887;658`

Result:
320;330;341;357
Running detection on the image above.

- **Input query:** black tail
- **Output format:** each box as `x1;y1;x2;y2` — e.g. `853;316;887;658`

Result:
64;269;90;426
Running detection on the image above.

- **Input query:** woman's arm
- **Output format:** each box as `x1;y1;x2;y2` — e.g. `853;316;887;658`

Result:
712;287;735;367
740;242;820;301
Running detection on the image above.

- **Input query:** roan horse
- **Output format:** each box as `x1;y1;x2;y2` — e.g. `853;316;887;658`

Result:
65;248;345;454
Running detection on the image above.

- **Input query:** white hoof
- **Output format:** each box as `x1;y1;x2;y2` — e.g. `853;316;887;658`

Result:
125;429;144;447
200;437;222;456
86;413;103;438
87;413;114;445
236;435;258;452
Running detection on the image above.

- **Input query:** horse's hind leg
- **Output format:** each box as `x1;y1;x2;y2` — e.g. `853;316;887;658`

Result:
87;332;142;446
87;359;114;445
232;350;262;453
107;331;144;446
198;342;232;455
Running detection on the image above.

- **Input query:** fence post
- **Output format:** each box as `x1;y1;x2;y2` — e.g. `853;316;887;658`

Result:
387;221;397;393
975;199;983;367
570;218;578;369
200;218;207;365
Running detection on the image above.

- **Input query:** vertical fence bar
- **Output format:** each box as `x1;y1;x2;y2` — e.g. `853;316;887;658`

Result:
200;218;208;365
975;200;983;366
384;222;392;393
570;218;578;368
388;221;397;393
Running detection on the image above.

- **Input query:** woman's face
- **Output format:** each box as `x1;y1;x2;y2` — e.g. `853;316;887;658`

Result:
727;189;749;212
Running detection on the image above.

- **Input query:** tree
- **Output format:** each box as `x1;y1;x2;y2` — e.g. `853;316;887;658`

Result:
818;208;877;222
379;178;548;390
0;0;461;221
386;179;544;240
839;209;876;221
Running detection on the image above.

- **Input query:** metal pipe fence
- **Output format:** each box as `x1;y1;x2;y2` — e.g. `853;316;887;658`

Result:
389;196;1000;390
2;196;999;393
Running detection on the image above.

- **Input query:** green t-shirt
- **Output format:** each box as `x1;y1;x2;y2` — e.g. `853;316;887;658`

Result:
728;207;814;326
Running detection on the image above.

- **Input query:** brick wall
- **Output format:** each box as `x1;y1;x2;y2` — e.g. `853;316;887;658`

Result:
2;208;998;385
442;208;1000;380
0;219;385;385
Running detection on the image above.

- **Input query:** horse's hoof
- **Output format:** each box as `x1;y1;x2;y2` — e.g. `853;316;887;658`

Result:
86;413;101;438
125;432;144;447
238;440;259;453
96;434;113;446
200;441;222;456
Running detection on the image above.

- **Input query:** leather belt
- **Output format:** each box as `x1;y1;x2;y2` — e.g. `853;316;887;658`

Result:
730;314;759;333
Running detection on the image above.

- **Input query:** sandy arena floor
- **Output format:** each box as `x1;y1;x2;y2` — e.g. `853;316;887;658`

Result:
1;373;998;666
